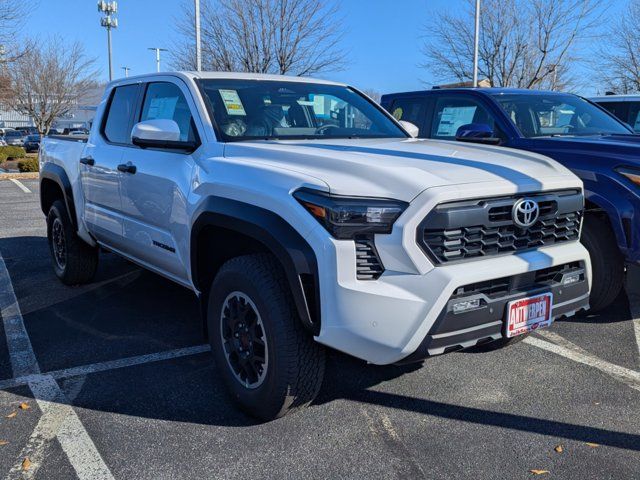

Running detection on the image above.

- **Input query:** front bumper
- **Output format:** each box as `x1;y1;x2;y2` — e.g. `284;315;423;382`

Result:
315;240;591;365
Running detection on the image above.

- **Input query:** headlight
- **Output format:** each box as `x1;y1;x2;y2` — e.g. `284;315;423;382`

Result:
293;188;407;239
616;166;640;187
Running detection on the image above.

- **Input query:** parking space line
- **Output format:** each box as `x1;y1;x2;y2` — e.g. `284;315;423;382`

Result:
524;333;640;393
0;251;114;480
0;256;40;377
629;298;640;364
47;344;210;379
0;345;211;391
9;178;31;193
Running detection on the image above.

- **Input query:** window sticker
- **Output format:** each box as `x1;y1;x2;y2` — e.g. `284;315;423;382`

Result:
220;89;247;116
392;107;403;120
147;96;179;120
436;106;477;136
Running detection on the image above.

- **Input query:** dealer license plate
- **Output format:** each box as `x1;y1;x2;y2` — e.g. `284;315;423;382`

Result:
506;293;553;338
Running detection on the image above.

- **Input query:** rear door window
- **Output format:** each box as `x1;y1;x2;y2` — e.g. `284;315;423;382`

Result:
626;102;640;132
103;84;140;144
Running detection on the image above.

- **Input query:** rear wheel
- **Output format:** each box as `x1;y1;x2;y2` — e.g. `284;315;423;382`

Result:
47;200;98;285
581;214;625;312
208;254;325;421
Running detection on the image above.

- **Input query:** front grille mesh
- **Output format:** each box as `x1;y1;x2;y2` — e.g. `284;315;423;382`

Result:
420;191;583;264
424;212;581;263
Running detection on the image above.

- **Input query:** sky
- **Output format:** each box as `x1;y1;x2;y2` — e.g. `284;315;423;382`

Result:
24;0;627;96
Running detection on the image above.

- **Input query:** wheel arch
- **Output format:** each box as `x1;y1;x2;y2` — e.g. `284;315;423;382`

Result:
191;196;321;336
584;193;631;255
40;163;78;230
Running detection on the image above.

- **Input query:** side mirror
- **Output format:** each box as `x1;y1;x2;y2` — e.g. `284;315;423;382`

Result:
131;119;196;151
399;120;420;138
455;123;501;145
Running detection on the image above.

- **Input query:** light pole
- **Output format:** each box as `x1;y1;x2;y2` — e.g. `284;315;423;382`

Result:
122;66;131;78
148;47;168;73
195;0;202;71
98;1;119;82
472;0;480;87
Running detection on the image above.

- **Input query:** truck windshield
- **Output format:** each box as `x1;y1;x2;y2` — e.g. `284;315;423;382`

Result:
491;93;632;138
198;79;407;141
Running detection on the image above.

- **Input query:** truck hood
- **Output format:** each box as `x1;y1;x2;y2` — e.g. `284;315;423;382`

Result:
531;134;640;165
223;138;576;202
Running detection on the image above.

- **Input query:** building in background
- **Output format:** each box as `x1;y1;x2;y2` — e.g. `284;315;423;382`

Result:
0;84;105;131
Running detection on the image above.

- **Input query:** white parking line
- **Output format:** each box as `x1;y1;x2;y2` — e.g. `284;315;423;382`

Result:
525;332;640;393
9;178;31;193
0;256;40;377
629;297;640;364
0;251;114;480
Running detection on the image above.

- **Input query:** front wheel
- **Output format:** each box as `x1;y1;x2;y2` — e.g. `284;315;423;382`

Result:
208;254;325;421
581;214;625;312
46;200;98;285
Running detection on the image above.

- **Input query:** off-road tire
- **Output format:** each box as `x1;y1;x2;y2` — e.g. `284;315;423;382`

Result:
208;253;325;421
47;200;98;285
581;214;624;312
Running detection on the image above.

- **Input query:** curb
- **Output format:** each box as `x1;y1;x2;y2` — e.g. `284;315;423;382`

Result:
0;172;39;180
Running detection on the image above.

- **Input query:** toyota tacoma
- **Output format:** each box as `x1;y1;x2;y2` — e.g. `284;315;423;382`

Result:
39;72;591;420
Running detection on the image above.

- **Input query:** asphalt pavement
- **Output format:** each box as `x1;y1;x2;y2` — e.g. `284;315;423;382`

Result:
0;177;639;480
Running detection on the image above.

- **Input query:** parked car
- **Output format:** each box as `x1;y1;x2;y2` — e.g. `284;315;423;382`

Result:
39;73;590;420
0;136;7;147
4;129;25;146
62;127;89;135
15;126;39;136
23;134;41;152
590;94;640;133
381;87;640;311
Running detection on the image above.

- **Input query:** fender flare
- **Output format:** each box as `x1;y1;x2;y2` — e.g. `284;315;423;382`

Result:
39;163;78;230
584;189;633;253
191;196;321;335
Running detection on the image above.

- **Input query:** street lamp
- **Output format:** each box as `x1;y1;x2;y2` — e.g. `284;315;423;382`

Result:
195;0;202;72
122;66;131;78
472;0;480;87
148;47;168;73
98;1;118;82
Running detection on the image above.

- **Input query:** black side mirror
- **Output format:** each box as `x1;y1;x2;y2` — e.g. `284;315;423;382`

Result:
455;123;501;145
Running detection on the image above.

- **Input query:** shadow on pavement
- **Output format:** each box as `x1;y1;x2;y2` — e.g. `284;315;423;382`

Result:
1;236;640;450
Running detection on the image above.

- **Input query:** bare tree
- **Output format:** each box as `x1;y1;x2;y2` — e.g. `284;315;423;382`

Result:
422;0;603;90
598;0;640;94
5;38;98;135
361;89;381;104
170;0;346;76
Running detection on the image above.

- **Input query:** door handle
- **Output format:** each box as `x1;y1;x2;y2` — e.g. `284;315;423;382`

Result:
117;163;137;174
79;156;95;166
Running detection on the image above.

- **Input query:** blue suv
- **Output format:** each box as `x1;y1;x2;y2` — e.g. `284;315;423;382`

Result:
381;88;640;311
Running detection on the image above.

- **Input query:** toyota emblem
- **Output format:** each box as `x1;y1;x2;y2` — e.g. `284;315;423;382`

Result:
512;199;540;228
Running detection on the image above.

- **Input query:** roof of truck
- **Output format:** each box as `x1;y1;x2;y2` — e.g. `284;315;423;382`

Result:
382;87;573;99
108;71;344;87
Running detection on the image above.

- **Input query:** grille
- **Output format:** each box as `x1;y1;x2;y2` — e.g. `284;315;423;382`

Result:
355;238;384;280
419;191;583;264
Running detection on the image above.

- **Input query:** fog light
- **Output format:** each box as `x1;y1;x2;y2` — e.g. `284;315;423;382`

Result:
563;273;581;286
452;298;481;314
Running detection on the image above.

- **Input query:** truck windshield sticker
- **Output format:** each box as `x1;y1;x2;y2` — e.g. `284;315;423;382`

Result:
147;96;179;120
220;89;247;116
436;106;477;136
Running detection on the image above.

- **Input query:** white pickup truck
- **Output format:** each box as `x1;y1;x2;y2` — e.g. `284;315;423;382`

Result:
39;72;591;420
